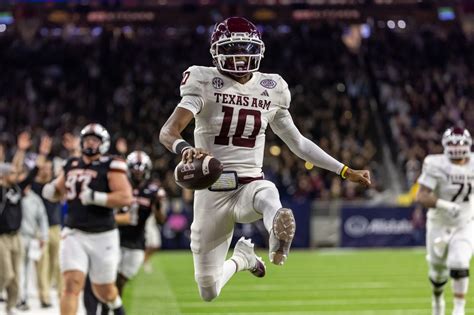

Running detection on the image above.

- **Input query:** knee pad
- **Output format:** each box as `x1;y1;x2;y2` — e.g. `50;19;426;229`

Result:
197;284;218;302
195;274;217;289
450;269;469;279
195;275;219;302
430;277;448;288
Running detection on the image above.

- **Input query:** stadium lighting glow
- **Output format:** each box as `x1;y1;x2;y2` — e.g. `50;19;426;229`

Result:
0;24;6;33
387;20;395;29
397;20;406;29
270;145;281;156
304;162;314;170
360;24;371;38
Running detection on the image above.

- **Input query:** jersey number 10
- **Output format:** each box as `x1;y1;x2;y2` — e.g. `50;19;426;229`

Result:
214;106;262;148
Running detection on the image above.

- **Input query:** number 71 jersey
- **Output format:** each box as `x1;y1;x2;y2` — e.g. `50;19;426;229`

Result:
178;66;291;178
418;153;474;225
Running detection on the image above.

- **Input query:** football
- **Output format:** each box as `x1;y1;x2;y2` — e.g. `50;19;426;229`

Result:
174;155;223;190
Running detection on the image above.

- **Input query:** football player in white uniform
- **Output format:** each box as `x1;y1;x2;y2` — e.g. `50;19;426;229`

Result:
416;127;474;315
159;17;371;302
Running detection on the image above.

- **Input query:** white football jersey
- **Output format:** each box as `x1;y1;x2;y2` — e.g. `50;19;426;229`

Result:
418;153;474;225
177;66;291;178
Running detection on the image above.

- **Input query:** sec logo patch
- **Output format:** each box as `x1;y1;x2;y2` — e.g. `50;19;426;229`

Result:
212;77;224;89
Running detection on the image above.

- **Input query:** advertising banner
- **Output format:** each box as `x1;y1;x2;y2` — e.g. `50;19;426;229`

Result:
341;206;425;247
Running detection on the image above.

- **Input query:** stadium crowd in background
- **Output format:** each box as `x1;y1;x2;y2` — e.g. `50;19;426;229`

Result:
0;23;382;203
368;26;474;188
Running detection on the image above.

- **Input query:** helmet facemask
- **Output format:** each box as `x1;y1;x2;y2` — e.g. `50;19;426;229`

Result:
442;128;472;160
127;151;152;186
80;123;111;157
211;33;265;76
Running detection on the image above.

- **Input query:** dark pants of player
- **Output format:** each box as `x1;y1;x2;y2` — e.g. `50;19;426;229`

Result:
84;275;99;315
84;274;128;315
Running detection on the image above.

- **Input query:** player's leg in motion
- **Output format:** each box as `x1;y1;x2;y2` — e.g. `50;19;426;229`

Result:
426;222;448;315
252;182;296;265
447;240;472;315
60;228;88;315
192;190;265;302
83;275;99;315
88;229;125;315
61;271;86;315
428;262;448;315
193;235;265;302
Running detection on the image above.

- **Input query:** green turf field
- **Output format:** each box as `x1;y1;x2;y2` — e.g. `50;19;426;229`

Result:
123;248;473;315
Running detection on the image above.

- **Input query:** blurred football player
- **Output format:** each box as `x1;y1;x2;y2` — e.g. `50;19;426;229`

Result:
159;16;371;301
91;151;167;315
42;124;132;315
116;151;166;293
416;127;474;315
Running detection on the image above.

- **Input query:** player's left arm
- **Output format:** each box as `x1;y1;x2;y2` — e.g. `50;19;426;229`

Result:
115;211;131;225
105;171;133;208
270;109;371;187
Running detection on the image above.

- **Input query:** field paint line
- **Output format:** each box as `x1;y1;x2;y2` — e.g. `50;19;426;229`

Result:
180;296;431;307
174;282;428;294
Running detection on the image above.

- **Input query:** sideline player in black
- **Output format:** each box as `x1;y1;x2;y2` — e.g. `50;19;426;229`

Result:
86;150;167;315
116;150;166;294
42;123;132;315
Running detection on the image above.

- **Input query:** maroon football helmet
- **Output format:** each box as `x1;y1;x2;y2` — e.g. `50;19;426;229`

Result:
210;17;265;75
442;127;472;160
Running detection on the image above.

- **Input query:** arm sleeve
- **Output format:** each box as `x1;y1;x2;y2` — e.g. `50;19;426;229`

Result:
417;158;440;190
109;158;128;174
270;109;344;175
177;95;204;116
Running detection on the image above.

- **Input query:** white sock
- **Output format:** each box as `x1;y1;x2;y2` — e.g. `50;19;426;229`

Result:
106;295;122;310
254;188;282;232
217;260;238;294
453;297;466;310
230;253;247;272
452;277;468;312
452;277;469;295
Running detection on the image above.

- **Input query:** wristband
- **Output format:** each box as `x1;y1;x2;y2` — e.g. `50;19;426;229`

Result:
172;139;193;155
340;165;349;179
435;199;459;212
92;191;108;207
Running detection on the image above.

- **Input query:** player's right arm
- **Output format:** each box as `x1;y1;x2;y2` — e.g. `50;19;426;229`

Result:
159;66;210;163
42;171;66;203
415;156;460;217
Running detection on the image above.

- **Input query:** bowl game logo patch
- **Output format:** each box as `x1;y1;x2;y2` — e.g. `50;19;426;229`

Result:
260;79;277;89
